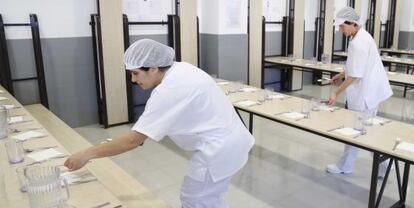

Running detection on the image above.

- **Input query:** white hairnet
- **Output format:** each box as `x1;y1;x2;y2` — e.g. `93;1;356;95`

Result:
334;7;360;26
124;39;175;70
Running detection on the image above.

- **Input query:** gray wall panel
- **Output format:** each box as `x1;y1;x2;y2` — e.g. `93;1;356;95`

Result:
41;37;98;127
265;32;282;56
218;34;248;82
6;37;98;127
199;34;219;76
399;32;414;49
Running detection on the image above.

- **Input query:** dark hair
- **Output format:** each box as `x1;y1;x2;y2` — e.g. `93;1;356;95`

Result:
139;66;171;72
344;21;357;26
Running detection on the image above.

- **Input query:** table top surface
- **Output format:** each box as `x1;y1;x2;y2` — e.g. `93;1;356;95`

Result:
0;86;170;208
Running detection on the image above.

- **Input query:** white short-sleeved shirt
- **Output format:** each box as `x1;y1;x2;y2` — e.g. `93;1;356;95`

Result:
132;62;255;182
345;28;393;112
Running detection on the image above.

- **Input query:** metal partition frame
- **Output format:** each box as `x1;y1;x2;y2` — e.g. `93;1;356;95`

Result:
0;14;48;108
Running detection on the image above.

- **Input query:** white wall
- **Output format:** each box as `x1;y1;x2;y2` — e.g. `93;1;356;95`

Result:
198;0;220;34
399;0;414;31
1;0;96;39
123;0;174;35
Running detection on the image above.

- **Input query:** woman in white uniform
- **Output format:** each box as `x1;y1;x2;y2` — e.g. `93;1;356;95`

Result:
64;39;255;207
326;7;393;177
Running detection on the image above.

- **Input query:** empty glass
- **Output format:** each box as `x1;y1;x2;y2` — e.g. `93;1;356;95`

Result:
321;54;330;64
354;113;365;132
311;98;321;111
301;100;311;118
16;166;28;192
0;105;7;139
26;165;70;208
5;139;24;164
257;91;266;104
264;87;274;100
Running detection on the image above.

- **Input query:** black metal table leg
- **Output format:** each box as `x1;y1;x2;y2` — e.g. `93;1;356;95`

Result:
369;153;380;208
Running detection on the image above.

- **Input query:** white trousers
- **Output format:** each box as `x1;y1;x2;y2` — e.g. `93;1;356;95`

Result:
180;173;232;208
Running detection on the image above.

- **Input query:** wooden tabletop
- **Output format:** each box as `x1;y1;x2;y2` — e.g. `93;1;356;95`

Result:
217;81;414;164
0;86;170;208
332;51;414;66
265;56;414;87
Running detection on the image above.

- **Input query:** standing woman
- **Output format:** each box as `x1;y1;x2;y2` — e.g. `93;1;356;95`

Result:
64;39;255;207
326;7;393;177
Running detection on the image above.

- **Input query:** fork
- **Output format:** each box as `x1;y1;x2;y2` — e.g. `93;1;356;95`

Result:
24;145;57;153
10;127;42;133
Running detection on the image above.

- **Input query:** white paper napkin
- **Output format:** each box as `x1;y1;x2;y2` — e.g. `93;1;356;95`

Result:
269;94;285;99
319;105;336;112
60;171;95;184
0;90;4;93
241;88;258;92
396;142;414;152
28;148;62;162
334;127;361;137
236;100;258;107
0;97;8;101
217;81;230;85
12;131;46;141
8;116;24;124
3;104;16;110
387;72;397;75
283;112;305;120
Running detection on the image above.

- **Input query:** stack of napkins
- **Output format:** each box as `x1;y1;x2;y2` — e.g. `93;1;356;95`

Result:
236;100;258;107
334;127;361;137
8;116;24;124
12;131;46;141
241;88;258;92
28;148;62;162
396;142;414;153
283;112;305;120
0;96;8;101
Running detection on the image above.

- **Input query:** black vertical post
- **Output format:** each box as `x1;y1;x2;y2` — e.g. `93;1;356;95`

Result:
196;16;200;68
90;14;103;124
123;14;134;123
0;14;13;94
261;16;265;89
96;15;108;128
30;14;49;108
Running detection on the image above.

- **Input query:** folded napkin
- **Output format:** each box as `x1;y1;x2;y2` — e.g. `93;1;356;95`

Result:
8;116;24;124
269;94;285;99
12;131;46;141
0;97;8;101
387;72;397;75
283;112;305;120
28;148;62;162
241;88;258;92
236;100;258;107
396;142;414;153
61;171;96;184
334;127;361;137
4;104;16;109
217;81;230;85
0;90;4;93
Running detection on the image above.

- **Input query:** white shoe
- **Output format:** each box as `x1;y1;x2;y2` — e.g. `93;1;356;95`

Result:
326;164;352;174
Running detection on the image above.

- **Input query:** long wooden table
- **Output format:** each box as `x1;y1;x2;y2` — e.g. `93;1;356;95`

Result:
265;56;414;97
218;81;414;208
380;48;414;56
0;86;169;208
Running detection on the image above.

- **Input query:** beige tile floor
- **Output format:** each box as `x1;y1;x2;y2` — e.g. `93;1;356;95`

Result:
75;83;414;208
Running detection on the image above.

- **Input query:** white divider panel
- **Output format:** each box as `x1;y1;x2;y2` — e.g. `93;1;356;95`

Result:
291;0;305;90
99;0;128;125
180;0;198;66
324;0;334;61
393;0;401;48
374;0;383;46
248;0;263;88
